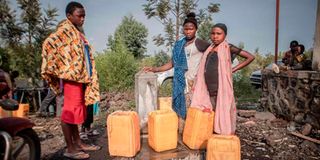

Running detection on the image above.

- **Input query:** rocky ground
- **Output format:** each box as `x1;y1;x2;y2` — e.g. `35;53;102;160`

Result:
29;92;320;160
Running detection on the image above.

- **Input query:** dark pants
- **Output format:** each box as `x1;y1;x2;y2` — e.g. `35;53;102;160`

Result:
82;104;93;130
39;89;56;113
210;96;217;111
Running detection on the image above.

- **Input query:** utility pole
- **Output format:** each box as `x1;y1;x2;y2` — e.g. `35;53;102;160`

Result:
274;0;280;63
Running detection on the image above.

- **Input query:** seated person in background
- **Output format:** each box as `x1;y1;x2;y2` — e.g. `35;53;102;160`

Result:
282;40;299;66
280;41;308;71
290;44;306;70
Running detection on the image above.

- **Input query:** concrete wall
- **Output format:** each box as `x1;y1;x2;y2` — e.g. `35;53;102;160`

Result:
261;70;320;128
313;0;320;71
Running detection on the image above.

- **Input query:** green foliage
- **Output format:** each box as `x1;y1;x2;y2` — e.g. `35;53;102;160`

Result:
143;0;220;48
238;42;245;49
233;72;261;104
108;15;148;58
139;56;157;68
96;38;138;92
154;50;170;66
35;6;59;48
304;49;313;60
233;45;273;104
139;50;170;68
0;0;58;82
158;78;172;97
138;50;171;96
0;47;10;71
0;0;23;46
236;46;274;77
197;19;214;42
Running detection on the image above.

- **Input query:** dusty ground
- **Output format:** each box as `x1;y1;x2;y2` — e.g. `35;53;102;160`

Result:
29;92;320;160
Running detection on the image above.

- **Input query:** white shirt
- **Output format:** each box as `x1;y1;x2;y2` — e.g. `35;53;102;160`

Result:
184;39;202;81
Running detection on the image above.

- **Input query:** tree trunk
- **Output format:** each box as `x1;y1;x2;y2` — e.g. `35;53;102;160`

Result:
313;0;320;71
175;0;180;40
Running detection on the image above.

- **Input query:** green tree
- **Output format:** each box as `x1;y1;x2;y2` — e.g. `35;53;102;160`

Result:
139;50;171;68
238;42;245;49
143;0;220;48
0;47;10;71
0;0;58;80
139;56;157;68
197;8;219;42
154;50;170;66
0;0;23;47
97;36;138;91
197;18;213;42
108;15;148;58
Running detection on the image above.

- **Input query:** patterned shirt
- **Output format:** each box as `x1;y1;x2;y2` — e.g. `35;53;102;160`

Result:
41;19;100;105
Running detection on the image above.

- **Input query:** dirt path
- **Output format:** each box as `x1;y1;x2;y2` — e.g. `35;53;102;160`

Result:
36;113;320;160
33;92;320;160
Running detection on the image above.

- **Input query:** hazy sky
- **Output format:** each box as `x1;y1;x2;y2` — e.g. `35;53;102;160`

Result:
11;0;318;55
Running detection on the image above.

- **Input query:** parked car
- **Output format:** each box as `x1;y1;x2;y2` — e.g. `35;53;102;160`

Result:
249;61;283;88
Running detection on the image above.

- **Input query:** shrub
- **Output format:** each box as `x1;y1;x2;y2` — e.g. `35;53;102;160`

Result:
139;56;157;69
95;50;138;92
233;71;261;104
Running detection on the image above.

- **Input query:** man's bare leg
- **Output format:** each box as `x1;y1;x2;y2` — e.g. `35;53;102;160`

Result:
61;121;78;153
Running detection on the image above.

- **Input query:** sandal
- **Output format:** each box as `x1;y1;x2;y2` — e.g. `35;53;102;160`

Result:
80;132;88;140
63;151;89;159
87;129;100;136
81;144;101;151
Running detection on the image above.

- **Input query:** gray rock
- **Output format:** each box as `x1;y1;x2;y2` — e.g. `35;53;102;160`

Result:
305;114;320;129
238;110;256;118
300;140;319;152
294;113;305;124
237;116;248;123
265;131;284;147
301;123;312;136
243;120;257;126
287;121;297;132
255;112;276;121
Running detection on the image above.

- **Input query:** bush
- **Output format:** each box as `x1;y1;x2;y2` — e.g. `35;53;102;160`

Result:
158;78;172;97
139;56;157;69
233;71;261;104
95;50;138;92
154;51;170;67
0;47;10;72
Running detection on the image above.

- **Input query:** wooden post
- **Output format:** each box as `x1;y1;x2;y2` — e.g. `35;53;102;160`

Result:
313;0;320;71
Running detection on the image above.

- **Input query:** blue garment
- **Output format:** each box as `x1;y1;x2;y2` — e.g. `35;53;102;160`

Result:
172;38;188;119
84;44;92;77
93;102;99;116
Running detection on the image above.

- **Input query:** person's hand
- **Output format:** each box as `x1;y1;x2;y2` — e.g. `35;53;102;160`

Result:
278;65;291;71
142;67;156;72
286;66;291;70
202;107;212;113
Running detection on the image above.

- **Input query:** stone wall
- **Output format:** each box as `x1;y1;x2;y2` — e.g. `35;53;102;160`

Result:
261;70;320;129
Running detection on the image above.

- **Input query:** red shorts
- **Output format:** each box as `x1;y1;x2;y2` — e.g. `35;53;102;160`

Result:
61;81;86;124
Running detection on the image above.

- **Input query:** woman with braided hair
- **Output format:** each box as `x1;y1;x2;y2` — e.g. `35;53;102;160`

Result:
144;12;210;132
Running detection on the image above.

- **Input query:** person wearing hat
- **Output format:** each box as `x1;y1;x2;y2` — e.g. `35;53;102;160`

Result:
191;23;255;135
143;12;210;132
